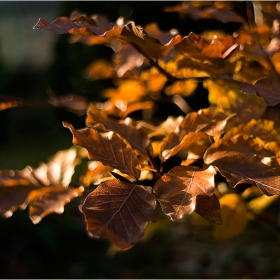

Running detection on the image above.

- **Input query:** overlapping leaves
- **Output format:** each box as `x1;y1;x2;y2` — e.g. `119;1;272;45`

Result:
3;1;280;250
0;148;83;221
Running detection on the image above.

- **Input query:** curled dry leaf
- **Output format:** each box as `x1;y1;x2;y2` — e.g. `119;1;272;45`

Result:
0;147;80;218
154;165;217;221
80;178;158;250
239;77;280;106
63;122;141;180
29;186;84;224
160;108;232;161
48;91;89;115
86;104;153;159
204;137;280;196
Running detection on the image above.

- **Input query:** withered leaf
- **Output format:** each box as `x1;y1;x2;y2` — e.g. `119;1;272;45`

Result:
160;108;232;161
165;3;244;23
239;77;280;106
80;179;158;250
29;186;84;224
63;122;141;180
195;194;221;224
121;22;181;60
204;138;280;196
48;92;89;116
0;147;81;218
86;104;153;159
154;165;216;221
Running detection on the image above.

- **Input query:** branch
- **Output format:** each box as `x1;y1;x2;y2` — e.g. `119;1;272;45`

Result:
130;43;208;83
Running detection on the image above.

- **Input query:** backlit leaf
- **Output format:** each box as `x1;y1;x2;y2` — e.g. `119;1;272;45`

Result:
80;179;158;250
29;186;84;224
63;122;141;180
154;165;216;220
204;138;280;196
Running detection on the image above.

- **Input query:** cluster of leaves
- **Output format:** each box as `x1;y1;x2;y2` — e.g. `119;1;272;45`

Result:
2;1;280;250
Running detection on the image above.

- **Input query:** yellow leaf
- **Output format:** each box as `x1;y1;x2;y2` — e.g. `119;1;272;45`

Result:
248;194;279;215
213;193;247;241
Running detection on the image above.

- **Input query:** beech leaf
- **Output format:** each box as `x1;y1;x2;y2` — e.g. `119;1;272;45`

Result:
29;186;84;224
204;138;280;196
63;122;141;180
154;165;217;221
80;179;158;250
239;77;280;106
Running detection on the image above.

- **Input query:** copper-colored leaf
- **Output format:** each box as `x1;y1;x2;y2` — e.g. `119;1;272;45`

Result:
86;104;153;159
239;77;280;106
85;59;115;80
0;184;47;218
63;122;141;180
48;92;89;115
160;108;232;161
80;179;158;250
29;186;84;224
121;22;181;60
165;3;244;23
154;165;216;221
0;147;81;218
195;194;221;224
161;131;208;162
204;137;280;196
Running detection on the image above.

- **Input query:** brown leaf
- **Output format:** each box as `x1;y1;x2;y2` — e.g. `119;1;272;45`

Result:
48;92;89;116
160;108;232;161
239;77;280;106
86;104;153;159
165;2;245;23
121;22;181;59
0;184;48;218
204;138;280;196
161;131;208;162
63;122;141;180
195;194;221;224
80;179;158;250
154;165;216;220
0;147;81;218
29;186;84;224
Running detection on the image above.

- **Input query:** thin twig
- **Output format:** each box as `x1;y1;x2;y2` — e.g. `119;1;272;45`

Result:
130;43;207;83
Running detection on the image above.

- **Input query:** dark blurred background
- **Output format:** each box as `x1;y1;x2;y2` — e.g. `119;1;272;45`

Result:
1;1;280;278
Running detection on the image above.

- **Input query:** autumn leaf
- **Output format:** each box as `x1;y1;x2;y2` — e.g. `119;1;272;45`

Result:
48;92;89;116
160;108;232;161
154;165;217;221
63;122;141;180
86;104;153;159
213;193;247;241
0;147;81;218
165;2;245;23
121;22;181;60
29;186;84;224
239;77;280;106
205;79;266;123
85;59;115;80
80;178;158;250
204;138;280;196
